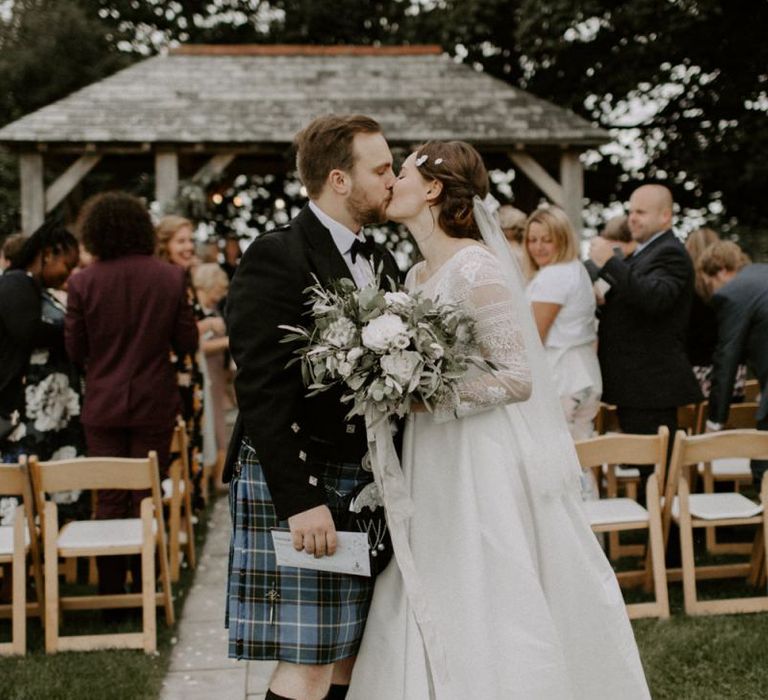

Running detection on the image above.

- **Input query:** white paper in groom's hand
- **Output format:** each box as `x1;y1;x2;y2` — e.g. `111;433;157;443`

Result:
270;529;371;577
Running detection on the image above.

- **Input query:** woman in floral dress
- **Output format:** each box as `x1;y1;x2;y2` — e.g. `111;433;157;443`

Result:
0;222;87;527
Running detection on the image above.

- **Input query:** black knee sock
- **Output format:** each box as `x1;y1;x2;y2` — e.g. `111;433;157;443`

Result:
265;691;294;700
324;684;349;700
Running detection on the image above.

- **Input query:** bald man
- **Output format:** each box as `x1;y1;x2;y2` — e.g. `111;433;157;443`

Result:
589;184;701;454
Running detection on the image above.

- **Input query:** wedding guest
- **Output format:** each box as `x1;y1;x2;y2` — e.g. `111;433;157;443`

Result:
685;228;747;398
497;204;526;266
0;222;81;465
156;215;208;500
699;241;768;485
67;192;198;596
586;216;634;305
192;263;231;491
220;232;242;280
0;233;26;271
524;206;602;441
589;184;701;454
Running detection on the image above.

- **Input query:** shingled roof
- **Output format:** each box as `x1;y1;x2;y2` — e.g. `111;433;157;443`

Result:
0;45;608;149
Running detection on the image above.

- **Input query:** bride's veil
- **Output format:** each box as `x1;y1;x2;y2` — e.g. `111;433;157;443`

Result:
472;196;583;497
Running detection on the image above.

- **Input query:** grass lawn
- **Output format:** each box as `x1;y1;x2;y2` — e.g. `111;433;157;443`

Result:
0;499;212;700
634;587;768;699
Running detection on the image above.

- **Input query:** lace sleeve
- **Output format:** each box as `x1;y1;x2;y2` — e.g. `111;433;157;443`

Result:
433;249;532;422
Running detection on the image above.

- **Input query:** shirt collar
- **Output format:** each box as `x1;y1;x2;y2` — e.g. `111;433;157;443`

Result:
309;201;363;256
634;229;667;255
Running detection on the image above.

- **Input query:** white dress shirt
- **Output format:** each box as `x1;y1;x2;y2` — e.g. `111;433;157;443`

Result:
309;201;374;288
633;229;667;256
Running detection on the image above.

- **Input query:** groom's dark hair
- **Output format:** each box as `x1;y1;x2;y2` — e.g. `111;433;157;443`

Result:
294;114;383;198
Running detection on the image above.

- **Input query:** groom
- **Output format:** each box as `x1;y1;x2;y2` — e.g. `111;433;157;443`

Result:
224;115;400;700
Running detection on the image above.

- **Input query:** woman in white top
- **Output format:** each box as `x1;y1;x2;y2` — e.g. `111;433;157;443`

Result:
524;206;602;440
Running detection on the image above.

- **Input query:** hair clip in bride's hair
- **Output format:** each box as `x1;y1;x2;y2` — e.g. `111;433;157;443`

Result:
415;154;428;167
434;158;443;165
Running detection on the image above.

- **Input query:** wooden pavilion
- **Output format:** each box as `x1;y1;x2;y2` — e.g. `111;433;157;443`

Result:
0;45;609;234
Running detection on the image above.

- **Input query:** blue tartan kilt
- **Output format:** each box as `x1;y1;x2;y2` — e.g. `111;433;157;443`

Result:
225;438;375;663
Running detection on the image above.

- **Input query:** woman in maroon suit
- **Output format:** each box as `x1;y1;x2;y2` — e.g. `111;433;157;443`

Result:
65;192;198;596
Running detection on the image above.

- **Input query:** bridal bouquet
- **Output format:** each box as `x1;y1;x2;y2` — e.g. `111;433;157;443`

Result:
280;275;494;419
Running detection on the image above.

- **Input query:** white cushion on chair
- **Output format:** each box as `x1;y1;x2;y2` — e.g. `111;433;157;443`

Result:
0;524;29;556
57;518;156;550
583;498;649;526
672;493;763;521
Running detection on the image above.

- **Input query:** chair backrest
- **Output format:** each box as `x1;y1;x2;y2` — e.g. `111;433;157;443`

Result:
695;401;758;432
595;403;620;435
0;458;37;532
662;429;768;538
29;452;164;530
31;454;159;493
574;426;669;489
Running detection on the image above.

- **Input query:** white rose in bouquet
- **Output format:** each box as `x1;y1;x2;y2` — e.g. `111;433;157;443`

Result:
380;351;423;391
322;317;357;348
384;291;414;311
361;313;410;352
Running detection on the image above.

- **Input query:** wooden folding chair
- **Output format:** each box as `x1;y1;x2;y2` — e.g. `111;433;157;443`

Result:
163;417;196;582
694;402;759;555
662;429;768;615
30;452;174;653
574;427;670;619
595;403;641;504
0;459;44;655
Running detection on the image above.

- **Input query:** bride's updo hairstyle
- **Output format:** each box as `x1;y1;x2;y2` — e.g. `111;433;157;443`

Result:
414;141;489;240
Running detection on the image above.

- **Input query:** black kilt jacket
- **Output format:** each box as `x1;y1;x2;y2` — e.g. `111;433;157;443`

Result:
597;230;702;409
224;204;402;520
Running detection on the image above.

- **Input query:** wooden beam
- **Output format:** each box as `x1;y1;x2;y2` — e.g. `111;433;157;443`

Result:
508;152;564;205
20;153;45;235
560;150;585;235
193;153;236;183
45;155;101;213
155;150;179;209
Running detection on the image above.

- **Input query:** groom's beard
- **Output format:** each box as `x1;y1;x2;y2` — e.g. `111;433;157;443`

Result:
347;184;390;226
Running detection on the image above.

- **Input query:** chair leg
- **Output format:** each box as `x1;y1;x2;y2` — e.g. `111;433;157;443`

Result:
646;479;669;619
43;502;59;653
677;481;699;615
64;557;77;584
141;499;156;654
169;462;181;583
154;506;175;626
12;510;26;655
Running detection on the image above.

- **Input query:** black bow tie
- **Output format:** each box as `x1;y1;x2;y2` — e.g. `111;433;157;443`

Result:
349;236;376;264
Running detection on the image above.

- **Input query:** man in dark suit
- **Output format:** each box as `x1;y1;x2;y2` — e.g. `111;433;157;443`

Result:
224;114;399;700
700;241;768;485
589;184;702;447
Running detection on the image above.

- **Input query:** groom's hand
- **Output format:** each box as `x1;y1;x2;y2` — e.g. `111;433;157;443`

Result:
288;505;337;558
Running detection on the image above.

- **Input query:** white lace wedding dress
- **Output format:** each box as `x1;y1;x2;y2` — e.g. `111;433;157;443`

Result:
348;245;649;700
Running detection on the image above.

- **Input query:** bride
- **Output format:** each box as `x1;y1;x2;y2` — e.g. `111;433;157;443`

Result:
347;141;650;699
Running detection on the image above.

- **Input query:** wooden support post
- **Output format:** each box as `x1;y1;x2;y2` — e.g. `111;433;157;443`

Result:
45;155;101;213
20;153;45;235
155;151;179;211
508;152;564;206
560;150;584;237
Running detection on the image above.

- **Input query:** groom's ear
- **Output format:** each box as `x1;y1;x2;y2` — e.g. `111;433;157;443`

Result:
328;168;351;195
425;179;443;203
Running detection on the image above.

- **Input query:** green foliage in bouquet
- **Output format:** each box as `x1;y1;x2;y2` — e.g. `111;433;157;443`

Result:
280;273;496;419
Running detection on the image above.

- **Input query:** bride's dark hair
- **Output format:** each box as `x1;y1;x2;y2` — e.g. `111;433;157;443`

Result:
413;141;489;240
